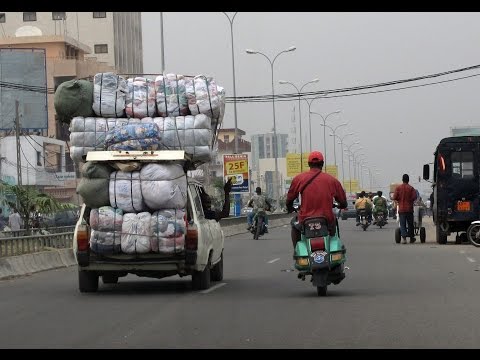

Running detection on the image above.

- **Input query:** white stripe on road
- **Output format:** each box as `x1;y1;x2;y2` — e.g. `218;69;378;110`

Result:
268;258;280;264
200;282;226;294
467;257;476;263
460;250;466;254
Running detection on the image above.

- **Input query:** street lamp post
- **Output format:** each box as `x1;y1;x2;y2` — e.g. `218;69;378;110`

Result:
246;45;296;209
309;111;341;166
278;78;319;172
344;142;361;193
331;132;354;184
321;122;348;171
222;12;239;153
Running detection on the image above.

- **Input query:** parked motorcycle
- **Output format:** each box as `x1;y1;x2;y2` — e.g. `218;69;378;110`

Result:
294;214;347;296
250;210;268;240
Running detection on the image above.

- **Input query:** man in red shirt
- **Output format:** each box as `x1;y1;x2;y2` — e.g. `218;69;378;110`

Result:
286;151;347;253
393;174;417;244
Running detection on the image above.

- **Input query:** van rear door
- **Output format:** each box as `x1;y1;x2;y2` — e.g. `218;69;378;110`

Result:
436;141;479;221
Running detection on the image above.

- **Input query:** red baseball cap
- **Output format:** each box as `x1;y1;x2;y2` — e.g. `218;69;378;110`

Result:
308;151;324;163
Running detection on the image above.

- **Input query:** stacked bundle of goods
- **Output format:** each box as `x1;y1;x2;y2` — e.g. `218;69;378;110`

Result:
54;71;226;256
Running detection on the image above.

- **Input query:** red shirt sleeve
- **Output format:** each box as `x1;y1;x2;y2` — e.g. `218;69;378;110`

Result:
287;175;301;202
333;179;347;206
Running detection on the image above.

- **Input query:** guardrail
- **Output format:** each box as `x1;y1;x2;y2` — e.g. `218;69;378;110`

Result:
0;226;76;238
0;232;73;258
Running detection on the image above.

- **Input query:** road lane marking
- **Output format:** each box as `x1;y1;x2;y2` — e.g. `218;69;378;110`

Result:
268;258;280;264
467;257;476;263
200;282;226;294
460;250;466;254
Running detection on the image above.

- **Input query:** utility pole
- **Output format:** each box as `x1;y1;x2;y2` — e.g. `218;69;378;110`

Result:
15;100;22;186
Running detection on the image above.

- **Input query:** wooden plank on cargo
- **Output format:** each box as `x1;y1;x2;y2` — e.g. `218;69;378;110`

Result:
86;150;188;162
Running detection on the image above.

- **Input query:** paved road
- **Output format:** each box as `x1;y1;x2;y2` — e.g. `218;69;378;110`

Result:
1;217;480;348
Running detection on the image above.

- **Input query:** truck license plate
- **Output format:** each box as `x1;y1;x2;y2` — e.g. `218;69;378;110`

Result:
457;201;471;211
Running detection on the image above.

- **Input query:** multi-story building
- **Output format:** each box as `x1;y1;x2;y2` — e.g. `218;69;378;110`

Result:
0;35;116;203
250;132;288;172
0;12;143;73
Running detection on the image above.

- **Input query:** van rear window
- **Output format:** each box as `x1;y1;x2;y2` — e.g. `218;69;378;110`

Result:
451;151;474;178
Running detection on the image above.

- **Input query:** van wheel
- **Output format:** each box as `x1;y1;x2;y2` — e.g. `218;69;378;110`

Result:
102;274;119;284
210;252;224;281
436;223;447;244
79;270;98;293
192;259;211;290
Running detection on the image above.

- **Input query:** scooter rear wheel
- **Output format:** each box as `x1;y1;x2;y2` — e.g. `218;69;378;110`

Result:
317;285;327;296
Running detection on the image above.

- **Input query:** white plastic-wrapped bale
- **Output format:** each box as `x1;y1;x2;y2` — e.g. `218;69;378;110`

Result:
76;162;113;208
92;72;127;118
69;117;140;164
141;114;212;163
155;74;190;117
140;163;187;210
185;75;225;129
89;206;123;254
150;209;186;254
121;212;152;254
104;122;162;151
126;77;157;118
109;171;147;213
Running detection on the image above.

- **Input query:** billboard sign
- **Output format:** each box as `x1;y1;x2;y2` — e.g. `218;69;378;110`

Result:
286;152;309;177
0;48;48;130
223;154;249;193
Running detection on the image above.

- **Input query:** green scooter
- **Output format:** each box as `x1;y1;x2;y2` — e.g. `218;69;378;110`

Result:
294;214;347;296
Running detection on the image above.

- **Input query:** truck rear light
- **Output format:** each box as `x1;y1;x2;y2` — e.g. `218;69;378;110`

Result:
185;222;198;251
77;224;90;251
310;237;325;251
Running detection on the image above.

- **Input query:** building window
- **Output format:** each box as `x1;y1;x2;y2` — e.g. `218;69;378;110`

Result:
52;12;66;20
23;12;37;22
94;44;108;54
223;135;230;143
93;12;106;18
0;13;5;23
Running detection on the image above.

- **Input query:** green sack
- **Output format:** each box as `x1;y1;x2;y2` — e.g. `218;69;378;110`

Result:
76;162;113;208
54;79;94;124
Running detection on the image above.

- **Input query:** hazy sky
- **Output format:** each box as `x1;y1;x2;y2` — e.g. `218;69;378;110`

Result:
141;12;480;196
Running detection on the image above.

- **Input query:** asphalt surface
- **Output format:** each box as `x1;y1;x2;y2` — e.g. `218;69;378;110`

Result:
1;217;480;349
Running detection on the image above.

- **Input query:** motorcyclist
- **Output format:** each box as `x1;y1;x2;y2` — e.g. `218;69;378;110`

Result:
286;151;347;257
355;191;373;225
372;190;388;225
246;187;271;232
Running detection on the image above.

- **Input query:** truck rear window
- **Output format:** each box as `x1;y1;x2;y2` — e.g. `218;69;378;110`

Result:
451;151;474;178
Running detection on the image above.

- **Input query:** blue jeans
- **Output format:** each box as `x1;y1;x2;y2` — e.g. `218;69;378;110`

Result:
247;212;269;226
399;212;414;238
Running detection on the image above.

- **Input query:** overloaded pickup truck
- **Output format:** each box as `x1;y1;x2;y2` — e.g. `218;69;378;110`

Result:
73;150;224;293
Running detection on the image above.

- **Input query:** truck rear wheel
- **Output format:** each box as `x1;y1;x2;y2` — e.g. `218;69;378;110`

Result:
192;259;211;290
79;270;99;293
436;223;447;244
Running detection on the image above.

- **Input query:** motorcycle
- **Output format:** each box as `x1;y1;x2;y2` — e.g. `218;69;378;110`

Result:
250;210;268;240
294;211;347;296
358;209;370;231
466;220;480;247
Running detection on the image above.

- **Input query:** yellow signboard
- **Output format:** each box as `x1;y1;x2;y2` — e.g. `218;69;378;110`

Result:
286;152;310;177
343;179;359;193
325;165;338;179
